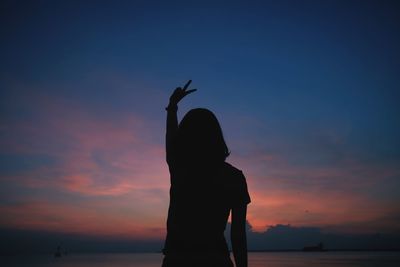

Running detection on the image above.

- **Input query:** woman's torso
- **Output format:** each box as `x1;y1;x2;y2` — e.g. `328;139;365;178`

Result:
164;162;247;255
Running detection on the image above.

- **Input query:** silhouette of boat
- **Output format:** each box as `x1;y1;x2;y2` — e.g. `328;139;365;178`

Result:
54;245;62;258
303;242;325;251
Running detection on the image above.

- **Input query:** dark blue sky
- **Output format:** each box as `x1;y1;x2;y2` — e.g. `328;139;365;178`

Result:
2;0;399;124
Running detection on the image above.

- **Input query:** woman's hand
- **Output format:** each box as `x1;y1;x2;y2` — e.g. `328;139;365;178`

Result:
169;80;197;106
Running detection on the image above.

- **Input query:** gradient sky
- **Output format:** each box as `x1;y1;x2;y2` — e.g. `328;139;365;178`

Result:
1;0;400;246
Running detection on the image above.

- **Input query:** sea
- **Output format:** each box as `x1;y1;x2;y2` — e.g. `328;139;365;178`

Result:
2;251;400;267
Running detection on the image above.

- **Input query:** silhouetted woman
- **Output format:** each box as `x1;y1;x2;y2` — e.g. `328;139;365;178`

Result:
162;80;251;267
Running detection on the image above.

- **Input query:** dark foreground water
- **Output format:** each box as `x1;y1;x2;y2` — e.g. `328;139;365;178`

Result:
2;251;400;267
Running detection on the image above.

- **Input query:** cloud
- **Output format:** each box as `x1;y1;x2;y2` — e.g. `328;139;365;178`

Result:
0;91;168;197
226;117;400;233
224;222;400;250
0;85;171;237
0;227;164;253
0;197;167;239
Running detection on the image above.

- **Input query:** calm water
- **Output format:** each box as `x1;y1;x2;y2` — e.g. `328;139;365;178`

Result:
2;252;400;267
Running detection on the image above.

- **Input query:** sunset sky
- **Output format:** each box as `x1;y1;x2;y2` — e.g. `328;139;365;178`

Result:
1;0;399;251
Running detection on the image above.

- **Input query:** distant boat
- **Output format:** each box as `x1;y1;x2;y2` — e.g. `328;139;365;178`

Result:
303;242;325;252
54;245;62;258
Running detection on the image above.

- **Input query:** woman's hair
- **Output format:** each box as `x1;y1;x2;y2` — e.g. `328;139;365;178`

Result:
175;108;230;165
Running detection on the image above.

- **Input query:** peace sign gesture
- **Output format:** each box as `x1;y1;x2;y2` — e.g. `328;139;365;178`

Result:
169;80;197;106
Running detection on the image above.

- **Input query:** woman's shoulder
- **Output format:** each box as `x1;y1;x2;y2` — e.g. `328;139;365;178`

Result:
222;161;240;171
220;162;246;180
220;162;251;204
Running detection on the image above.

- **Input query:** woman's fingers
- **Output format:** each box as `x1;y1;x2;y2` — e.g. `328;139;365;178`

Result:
183;80;192;90
185;89;197;95
182;80;196;97
170;81;196;104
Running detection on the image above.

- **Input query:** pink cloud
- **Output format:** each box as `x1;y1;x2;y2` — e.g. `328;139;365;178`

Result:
0;89;173;237
246;188;392;232
0;92;169;196
0;199;166;239
227;145;400;233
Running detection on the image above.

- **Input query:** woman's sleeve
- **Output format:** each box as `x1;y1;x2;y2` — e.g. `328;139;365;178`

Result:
231;171;251;207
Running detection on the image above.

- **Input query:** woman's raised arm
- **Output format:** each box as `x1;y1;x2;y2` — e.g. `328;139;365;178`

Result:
165;80;196;165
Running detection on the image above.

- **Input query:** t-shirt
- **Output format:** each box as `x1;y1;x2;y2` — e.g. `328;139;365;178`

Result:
163;161;251;255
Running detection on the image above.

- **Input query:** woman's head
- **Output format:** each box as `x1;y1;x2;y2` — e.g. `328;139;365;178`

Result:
175;108;229;165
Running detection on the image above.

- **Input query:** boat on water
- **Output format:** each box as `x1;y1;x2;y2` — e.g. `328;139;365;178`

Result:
302;242;325;251
54;245;62;258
